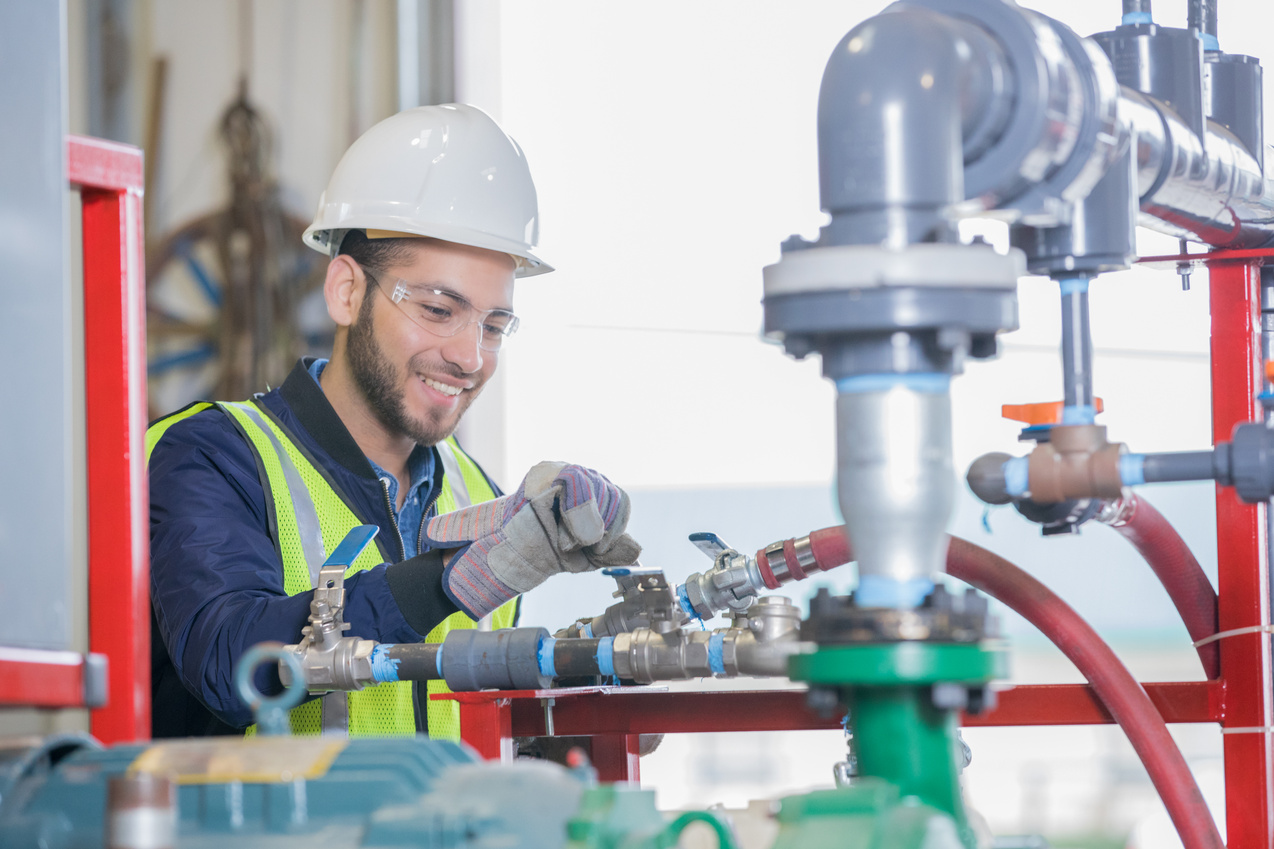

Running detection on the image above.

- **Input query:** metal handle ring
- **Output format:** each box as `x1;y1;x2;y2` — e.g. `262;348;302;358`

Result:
235;642;306;734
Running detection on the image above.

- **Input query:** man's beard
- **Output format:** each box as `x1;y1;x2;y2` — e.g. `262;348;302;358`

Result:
346;294;480;446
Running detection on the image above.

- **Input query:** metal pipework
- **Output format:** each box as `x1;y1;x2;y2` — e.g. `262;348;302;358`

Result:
827;1;1274;249
1059;277;1096;420
558;570;689;639
283;553;381;692
1187;0;1218;45
815;6;1015;247
1121;87;1274;248
610;597;805;684
1122;0;1152;19
838;377;954;607
971;420;1274;506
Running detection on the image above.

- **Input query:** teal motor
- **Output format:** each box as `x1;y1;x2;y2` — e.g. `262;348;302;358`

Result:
0;732;593;849
0;638;730;849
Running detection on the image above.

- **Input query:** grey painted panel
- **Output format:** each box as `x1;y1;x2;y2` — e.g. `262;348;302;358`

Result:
0;1;72;650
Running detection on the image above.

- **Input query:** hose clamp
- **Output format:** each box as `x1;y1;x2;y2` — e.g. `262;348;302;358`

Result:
792;536;817;579
763;542;790;586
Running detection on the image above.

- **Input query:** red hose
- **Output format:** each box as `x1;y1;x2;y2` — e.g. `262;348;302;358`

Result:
1102;494;1219;679
796;524;1222;849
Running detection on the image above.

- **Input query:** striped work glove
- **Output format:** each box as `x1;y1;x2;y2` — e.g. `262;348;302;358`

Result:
426;461;642;620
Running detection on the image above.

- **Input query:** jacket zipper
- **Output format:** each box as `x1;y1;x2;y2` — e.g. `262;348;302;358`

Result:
378;477;407;561
418;489;442;555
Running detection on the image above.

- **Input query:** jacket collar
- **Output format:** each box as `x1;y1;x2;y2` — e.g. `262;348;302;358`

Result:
278;357;381;481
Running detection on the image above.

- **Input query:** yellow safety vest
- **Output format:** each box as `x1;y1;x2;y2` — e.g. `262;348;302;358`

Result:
146;398;517;738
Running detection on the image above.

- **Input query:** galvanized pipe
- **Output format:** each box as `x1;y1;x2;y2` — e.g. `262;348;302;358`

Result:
837;377;954;605
1121;86;1274;248
1059;278;1096;419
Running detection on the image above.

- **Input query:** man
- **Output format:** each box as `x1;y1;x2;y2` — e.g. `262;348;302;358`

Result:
148;104;638;738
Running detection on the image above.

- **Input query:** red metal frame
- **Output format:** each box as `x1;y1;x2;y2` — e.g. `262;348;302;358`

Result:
40;135;150;745
0;647;101;708
73;135;150;744
1207;255;1274;846
439;249;1274;842
0;137;148;739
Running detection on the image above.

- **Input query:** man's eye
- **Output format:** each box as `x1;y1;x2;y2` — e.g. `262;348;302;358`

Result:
418;303;452;321
482;323;506;337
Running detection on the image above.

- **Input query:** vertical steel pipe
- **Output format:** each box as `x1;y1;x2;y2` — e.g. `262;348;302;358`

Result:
1059;277;1096;421
836;377;953;606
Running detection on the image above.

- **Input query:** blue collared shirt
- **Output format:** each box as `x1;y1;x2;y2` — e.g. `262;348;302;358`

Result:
307;358;435;559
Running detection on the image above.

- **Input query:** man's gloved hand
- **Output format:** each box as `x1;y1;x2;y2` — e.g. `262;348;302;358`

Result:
426;461;641;620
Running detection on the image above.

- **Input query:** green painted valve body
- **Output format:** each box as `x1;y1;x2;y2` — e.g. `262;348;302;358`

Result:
779;640;1008;849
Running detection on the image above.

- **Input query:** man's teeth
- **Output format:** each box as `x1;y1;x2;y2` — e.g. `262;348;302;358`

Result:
424;378;462;397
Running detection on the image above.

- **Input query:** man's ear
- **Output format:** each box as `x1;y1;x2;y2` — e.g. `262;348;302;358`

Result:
324;255;366;327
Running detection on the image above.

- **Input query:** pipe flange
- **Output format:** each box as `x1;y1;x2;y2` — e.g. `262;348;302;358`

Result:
763;243;1024;296
764;287;1019;341
801;585;992;644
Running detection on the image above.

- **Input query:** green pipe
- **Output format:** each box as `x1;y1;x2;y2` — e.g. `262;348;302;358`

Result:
849;685;970;844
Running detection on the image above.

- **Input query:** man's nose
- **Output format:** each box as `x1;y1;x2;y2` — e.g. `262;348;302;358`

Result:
441;321;484;373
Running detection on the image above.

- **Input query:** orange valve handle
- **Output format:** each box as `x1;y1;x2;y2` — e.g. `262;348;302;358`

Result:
1002;398;1105;426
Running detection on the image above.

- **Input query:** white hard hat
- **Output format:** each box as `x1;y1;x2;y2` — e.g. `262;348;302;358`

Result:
303;103;552;276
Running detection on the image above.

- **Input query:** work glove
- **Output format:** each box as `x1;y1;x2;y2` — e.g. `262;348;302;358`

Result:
426;461;642;620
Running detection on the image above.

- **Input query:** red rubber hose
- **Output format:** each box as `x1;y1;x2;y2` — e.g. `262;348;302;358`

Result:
1102;494;1219;679
797;525;1222;849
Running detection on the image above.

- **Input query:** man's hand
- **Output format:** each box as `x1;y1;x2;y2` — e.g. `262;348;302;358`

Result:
426;462;641;619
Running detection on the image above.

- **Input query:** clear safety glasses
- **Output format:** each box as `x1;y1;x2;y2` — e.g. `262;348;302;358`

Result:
364;267;520;352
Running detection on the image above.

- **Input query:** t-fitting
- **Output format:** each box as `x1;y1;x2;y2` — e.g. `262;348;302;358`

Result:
1025;424;1125;503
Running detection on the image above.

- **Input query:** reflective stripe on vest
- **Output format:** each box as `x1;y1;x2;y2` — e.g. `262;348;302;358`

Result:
146;399;516;738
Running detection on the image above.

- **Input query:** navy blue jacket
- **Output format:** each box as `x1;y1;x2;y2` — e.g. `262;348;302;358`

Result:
149;358;500;736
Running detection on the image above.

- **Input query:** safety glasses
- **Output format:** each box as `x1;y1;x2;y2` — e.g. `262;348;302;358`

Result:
364;267;520;352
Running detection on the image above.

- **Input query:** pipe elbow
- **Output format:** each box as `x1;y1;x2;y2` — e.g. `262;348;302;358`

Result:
817;8;1010;245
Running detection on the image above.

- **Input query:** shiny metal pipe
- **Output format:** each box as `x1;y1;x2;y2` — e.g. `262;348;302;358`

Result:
836;379;954;603
1060;279;1095;414
1121;87;1274;248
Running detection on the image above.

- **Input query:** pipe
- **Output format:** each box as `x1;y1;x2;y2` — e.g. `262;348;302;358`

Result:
1136;450;1221;484
370;643;442;683
797;525;1222;849
1122;0;1153;19
816;7;1012;248
1120;85;1274;248
1098;495;1220;678
1187;0;1219;44
1059;277;1096;422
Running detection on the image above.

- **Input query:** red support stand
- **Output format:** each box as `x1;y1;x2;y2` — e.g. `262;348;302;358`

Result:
590;735;641;783
455;696;515;762
1208;256;1274;847
69;135;150;744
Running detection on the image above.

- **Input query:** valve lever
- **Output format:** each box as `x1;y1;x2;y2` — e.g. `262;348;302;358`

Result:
689;532;730;559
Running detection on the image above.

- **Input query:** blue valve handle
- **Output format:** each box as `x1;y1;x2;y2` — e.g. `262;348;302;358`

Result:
324;524;379;570
600;563;661;577
688;531;729;558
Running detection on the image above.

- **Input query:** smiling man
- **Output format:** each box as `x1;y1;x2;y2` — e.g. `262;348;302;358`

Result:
147;105;639;739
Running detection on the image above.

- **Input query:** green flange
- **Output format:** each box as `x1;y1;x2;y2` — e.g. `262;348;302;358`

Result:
788;640;1008;686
